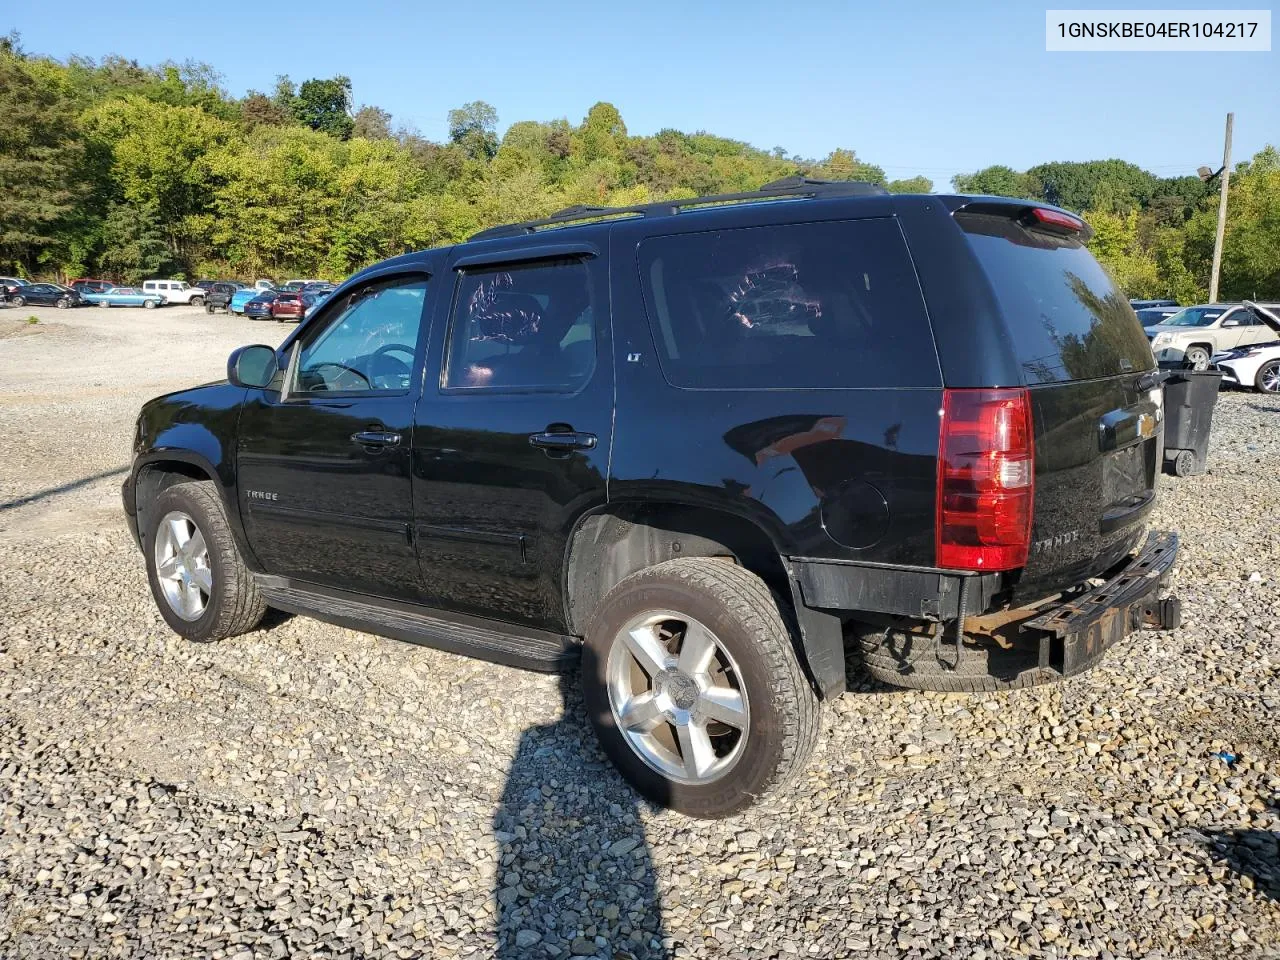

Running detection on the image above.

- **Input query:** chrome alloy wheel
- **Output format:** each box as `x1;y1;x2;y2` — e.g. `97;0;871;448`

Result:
1261;362;1280;393
153;510;212;621
605;610;750;785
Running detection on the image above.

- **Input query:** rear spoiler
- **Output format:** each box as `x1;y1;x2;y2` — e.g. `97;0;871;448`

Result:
947;197;1094;243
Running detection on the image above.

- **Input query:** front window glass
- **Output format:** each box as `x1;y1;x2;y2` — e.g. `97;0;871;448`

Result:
291;277;427;394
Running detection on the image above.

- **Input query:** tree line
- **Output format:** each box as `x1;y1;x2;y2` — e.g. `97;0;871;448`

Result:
1;35;1276;301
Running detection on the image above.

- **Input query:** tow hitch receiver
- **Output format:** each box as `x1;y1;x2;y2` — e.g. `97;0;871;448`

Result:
1023;531;1179;676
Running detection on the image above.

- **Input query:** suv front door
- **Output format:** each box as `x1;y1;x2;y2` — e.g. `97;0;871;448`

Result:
237;271;432;600
412;249;612;633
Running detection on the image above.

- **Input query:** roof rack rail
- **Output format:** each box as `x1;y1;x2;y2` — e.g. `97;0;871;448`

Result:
468;176;887;241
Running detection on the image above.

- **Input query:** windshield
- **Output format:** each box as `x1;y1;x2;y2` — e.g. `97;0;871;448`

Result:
1162;307;1223;327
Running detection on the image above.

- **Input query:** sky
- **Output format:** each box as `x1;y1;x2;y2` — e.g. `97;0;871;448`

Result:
8;0;1278;191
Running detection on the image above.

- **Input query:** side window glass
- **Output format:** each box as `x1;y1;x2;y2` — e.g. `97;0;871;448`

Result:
444;258;595;391
290;277;427;394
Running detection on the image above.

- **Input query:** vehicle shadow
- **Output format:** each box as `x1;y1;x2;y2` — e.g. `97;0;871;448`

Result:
493;650;669;960
1201;799;1280;902
0;465;129;512
1246;402;1280;414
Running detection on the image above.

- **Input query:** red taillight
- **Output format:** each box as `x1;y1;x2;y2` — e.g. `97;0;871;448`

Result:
937;388;1035;571
1029;207;1084;233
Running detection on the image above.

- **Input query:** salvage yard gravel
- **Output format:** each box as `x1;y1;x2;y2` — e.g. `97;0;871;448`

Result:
2;304;1278;958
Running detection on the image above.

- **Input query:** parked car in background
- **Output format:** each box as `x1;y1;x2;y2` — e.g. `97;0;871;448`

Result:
1147;303;1280;370
9;283;84;308
229;288;261;314
1130;298;1179;310
302;290;332;318
243;291;278;320
142;280;204;306
81;286;167;309
1136;305;1182;329
269;292;307;321
71;278;115;295
282;279;314;292
1213;302;1280;393
302;281;335;295
0;277;27;298
254;279;277;292
204;283;243;314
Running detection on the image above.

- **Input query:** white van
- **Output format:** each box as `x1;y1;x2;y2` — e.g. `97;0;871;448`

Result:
141;280;204;306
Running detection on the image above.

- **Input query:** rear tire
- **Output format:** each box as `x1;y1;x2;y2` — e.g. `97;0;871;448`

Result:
11;296;24;307
143;481;266;643
1256;359;1280;394
582;558;820;818
853;622;1058;692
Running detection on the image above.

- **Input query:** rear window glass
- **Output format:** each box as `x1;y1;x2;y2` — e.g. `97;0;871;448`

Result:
638;219;939;389
958;212;1154;383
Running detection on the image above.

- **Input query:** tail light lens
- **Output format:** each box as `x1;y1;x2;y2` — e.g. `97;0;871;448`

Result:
937;388;1035;571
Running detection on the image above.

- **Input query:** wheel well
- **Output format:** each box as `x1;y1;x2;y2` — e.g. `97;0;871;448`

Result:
134;461;214;535
564;502;788;636
1186;342;1213;355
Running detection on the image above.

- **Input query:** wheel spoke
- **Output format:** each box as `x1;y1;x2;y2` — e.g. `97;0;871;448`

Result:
191;565;213;593
180;580;203;617
677;620;717;675
184;528;207;563
677;722;716;780
623;624;670;677
698;685;747;729
156;555;182;580
167;516;190;550
617;691;665;733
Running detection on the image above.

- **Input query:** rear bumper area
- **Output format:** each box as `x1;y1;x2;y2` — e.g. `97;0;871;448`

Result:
1022;529;1179;677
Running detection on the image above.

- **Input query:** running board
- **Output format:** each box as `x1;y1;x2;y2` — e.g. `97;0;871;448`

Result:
254;577;580;672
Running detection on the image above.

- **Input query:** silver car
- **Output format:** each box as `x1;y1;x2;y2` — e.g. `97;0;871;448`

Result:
1147;303;1280;370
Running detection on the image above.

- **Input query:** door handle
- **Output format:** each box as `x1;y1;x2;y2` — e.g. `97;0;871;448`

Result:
351;430;401;448
529;430;597;451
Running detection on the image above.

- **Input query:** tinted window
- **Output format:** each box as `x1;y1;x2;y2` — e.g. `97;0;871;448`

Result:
444;258;595;392
958;213;1154;383
291;277;427;394
1163;307;1224;327
638;219;938;389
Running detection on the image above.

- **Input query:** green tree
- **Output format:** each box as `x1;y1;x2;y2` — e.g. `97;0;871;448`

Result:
295;76;354;139
353;105;392;140
448;100;499;159
887;175;933;194
951;165;1033;198
0;51;85;272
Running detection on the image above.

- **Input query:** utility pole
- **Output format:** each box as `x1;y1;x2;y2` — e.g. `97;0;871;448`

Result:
1209;112;1233;303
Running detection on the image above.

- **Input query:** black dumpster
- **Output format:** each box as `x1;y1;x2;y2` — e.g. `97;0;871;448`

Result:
1162;369;1223;476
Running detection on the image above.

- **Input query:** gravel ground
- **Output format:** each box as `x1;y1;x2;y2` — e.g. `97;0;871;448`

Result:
1;303;1277;960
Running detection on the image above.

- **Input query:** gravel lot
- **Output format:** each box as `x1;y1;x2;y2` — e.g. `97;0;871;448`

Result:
1;303;1277;960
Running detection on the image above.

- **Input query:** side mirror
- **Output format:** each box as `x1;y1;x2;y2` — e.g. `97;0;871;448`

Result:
1221;318;1240;328
228;344;279;389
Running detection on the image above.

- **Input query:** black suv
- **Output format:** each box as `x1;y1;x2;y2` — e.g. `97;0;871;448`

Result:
203;282;242;314
123;178;1180;817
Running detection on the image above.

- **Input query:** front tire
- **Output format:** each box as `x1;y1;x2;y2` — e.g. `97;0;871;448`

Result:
1256;359;1280;394
144;299;157;309
144;481;266;643
1184;346;1211;371
57;298;70;309
190;296;204;307
582;558;821;818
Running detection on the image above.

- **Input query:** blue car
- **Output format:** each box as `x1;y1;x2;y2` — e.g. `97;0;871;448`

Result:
230;288;265;314
80;286;166;309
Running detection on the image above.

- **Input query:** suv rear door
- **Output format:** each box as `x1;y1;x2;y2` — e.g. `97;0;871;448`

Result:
411;244;613;633
949;202;1161;600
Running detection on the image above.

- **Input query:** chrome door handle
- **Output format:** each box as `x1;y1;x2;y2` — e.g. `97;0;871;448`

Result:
529;431;597;450
351;430;401;447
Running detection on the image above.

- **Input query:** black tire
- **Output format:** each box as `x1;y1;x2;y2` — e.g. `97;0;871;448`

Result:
1256;359;1280;394
582;558;821;818
852;622;1058;692
56;298;70;309
10;295;24;307
190;296;204;307
144;299;157;309
205;303;215;314
1184;346;1211;371
143;481;266;643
